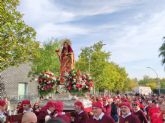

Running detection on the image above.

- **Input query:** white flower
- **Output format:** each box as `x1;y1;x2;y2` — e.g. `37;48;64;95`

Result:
64;72;69;77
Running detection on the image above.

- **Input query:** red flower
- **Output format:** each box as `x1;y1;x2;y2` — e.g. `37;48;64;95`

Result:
68;86;72;90
76;84;82;88
85;82;89;85
89;82;93;87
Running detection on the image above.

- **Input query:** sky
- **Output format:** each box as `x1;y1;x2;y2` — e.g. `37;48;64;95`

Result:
18;0;165;79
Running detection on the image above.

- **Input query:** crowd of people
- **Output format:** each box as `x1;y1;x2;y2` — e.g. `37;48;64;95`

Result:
0;94;165;123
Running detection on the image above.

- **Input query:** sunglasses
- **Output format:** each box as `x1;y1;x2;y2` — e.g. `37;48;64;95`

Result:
132;104;138;107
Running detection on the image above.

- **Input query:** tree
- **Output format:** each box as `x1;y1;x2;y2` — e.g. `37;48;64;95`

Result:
160;78;165;88
159;37;165;66
76;41;110;90
0;0;39;71
30;39;61;76
76;41;128;91
123;78;138;92
97;62;128;92
138;76;157;90
138;75;150;86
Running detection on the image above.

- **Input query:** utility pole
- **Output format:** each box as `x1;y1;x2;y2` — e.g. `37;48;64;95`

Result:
146;67;160;95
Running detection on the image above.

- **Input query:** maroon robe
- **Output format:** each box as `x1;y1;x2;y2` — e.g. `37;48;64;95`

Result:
103;104;111;116
133;110;148;123
119;114;141;123
55;113;70;123
33;109;40;116
17;107;23;114
87;114;115;123
74;111;89;123
7;114;23;123
37;110;54;123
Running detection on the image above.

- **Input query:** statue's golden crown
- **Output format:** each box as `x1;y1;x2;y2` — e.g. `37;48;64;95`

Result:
62;38;71;45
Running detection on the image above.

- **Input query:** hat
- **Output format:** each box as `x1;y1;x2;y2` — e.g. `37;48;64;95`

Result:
55;101;64;112
34;102;39;106
103;97;107;101
74;101;84;110
113;97;119;101
120;102;131;109
46;101;56;108
121;98;128;102
21;100;30;105
0;100;6;107
92;102;103;109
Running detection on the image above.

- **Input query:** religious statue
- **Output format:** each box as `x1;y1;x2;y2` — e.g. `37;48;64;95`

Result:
56;39;75;84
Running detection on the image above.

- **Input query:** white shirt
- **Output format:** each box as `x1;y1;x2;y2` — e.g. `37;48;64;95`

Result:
47;109;51;115
93;112;104;120
78;110;84;115
23;108;33;113
122;112;131;119
0;112;6;123
134;109;140;113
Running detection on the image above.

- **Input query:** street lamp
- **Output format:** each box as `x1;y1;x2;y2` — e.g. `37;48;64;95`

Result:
146;67;160;95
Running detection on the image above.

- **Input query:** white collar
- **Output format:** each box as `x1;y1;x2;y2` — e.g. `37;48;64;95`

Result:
78;110;84;115
93;112;104;120
134;109;140;113
0;112;4;115
54;112;65;117
104;103;108;106
122;112;131;118
47;109;51;114
23;108;33;113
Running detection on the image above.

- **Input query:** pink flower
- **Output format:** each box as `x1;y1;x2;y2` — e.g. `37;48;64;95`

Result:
68;86;71;90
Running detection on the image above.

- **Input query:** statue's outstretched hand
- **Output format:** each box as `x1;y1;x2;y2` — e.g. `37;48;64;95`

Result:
55;49;60;57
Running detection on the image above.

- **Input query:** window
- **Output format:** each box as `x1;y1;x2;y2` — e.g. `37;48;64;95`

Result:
18;83;28;100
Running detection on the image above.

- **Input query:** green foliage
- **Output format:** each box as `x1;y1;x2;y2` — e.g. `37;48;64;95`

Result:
123;78;138;92
160;78;165;88
76;41;128;92
30;39;61;76
159;37;165;60
0;0;39;71
138;75;158;90
159;37;165;66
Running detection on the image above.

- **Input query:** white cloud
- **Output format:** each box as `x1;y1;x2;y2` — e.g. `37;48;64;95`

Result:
18;0;141;42
66;0;139;16
18;0;165;79
111;10;165;64
36;23;90;42
18;0;76;27
108;10;165;78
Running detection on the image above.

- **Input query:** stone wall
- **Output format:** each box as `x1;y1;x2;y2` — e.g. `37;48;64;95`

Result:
0;63;38;99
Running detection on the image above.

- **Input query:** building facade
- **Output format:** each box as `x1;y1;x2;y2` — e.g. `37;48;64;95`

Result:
0;63;38;100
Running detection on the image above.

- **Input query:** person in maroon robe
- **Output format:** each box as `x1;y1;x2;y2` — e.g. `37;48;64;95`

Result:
87;101;115;123
37;100;56;123
33;102;41;116
132;101;148;123
16;101;22;114
54;101;70;123
0;99;8;123
72;101;89;123
119;102;140;123
17;100;32;114
102;97;111;116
